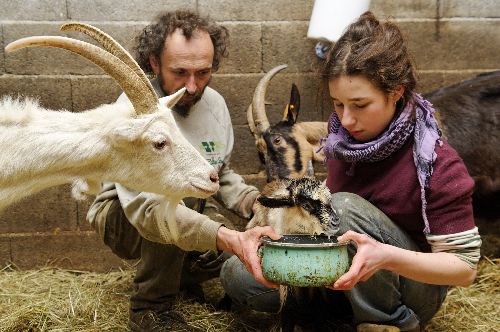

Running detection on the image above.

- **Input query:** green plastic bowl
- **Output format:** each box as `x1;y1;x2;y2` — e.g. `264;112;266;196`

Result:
259;234;350;287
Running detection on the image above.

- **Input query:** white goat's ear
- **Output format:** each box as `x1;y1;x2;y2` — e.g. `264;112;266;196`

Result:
160;87;186;109
111;119;150;146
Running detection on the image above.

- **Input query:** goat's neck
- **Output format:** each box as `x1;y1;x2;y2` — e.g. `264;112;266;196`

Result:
0;102;127;207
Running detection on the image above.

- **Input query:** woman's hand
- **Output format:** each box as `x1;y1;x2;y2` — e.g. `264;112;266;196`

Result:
217;226;281;288
327;230;478;289
327;230;388;290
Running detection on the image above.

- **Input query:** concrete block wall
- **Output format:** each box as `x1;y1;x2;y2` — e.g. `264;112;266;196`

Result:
1;0;499;271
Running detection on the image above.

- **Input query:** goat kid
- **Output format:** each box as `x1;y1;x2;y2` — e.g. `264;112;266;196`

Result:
248;177;339;235
1;23;220;241
248;177;343;331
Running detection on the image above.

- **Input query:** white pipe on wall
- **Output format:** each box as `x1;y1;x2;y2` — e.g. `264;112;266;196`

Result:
307;0;371;42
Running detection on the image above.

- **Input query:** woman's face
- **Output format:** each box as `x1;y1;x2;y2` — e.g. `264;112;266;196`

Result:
328;75;402;142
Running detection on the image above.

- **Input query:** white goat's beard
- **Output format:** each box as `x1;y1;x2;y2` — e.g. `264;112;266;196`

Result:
71;178;102;200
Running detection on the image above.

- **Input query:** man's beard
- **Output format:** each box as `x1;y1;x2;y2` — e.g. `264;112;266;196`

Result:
159;75;210;118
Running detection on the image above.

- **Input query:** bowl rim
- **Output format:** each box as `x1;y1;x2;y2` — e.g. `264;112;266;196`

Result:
260;234;350;248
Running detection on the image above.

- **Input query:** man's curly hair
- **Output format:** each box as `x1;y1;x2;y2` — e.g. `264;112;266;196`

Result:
135;10;229;74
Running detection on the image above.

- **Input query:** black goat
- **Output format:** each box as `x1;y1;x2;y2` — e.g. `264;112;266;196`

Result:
424;71;500;196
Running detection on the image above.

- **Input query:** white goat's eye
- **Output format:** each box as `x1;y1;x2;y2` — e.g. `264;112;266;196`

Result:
153;139;168;150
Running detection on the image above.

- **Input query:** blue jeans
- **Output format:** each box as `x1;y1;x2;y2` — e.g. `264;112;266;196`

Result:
220;192;448;331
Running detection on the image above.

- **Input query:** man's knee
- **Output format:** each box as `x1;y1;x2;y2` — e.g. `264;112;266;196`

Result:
220;255;245;297
220;256;280;313
102;200;142;260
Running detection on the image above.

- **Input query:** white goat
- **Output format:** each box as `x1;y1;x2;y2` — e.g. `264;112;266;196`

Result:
0;23;220;241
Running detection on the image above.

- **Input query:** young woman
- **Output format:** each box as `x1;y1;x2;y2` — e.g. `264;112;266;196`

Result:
220;11;481;332
320;11;481;331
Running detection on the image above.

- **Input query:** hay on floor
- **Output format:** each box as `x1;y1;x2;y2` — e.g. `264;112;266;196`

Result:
424;256;499;332
0;258;498;331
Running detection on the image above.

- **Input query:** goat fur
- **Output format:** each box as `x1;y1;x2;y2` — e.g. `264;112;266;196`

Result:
0;94;219;241
247;177;341;331
248;177;339;236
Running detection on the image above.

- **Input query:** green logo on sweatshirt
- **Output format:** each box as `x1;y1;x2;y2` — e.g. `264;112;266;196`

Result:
201;141;216;153
200;141;225;168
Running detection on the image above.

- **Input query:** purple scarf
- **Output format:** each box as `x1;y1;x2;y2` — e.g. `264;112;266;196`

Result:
320;93;442;234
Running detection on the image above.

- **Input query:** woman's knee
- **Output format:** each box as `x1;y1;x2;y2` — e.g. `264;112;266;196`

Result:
330;192;368;216
330;192;417;250
330;192;378;232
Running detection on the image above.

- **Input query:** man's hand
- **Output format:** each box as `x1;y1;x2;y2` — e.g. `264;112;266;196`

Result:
217;226;281;288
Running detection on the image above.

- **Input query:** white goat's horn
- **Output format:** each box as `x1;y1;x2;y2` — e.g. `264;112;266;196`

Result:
60;23;157;102
6;36;157;115
250;64;288;136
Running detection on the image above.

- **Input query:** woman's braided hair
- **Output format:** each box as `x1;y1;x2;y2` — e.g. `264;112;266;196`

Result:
322;11;417;109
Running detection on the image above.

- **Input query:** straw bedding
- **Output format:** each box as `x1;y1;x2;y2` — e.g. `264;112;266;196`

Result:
0;258;498;331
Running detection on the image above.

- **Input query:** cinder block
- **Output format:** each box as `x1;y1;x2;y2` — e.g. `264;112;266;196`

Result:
210;74;262;126
199;0;313;21
4;22;144;76
77;196;95;231
262;22;317;73
399;20;500;70
4;23;101;75
441;0;500;18
0;0;67;20
65;22;146;55
370;0;436;19
0;236;11;264
67;0;195;21
253;72;326;122
231;125;264;175
9;231;132;272
0;25;4;74
0;185;78;233
218;23;261;74
0;75;72;111
71;76;121;113
214;72;327;126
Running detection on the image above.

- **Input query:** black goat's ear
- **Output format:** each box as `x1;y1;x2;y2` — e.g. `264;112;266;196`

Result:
283;83;300;125
257;195;294;208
